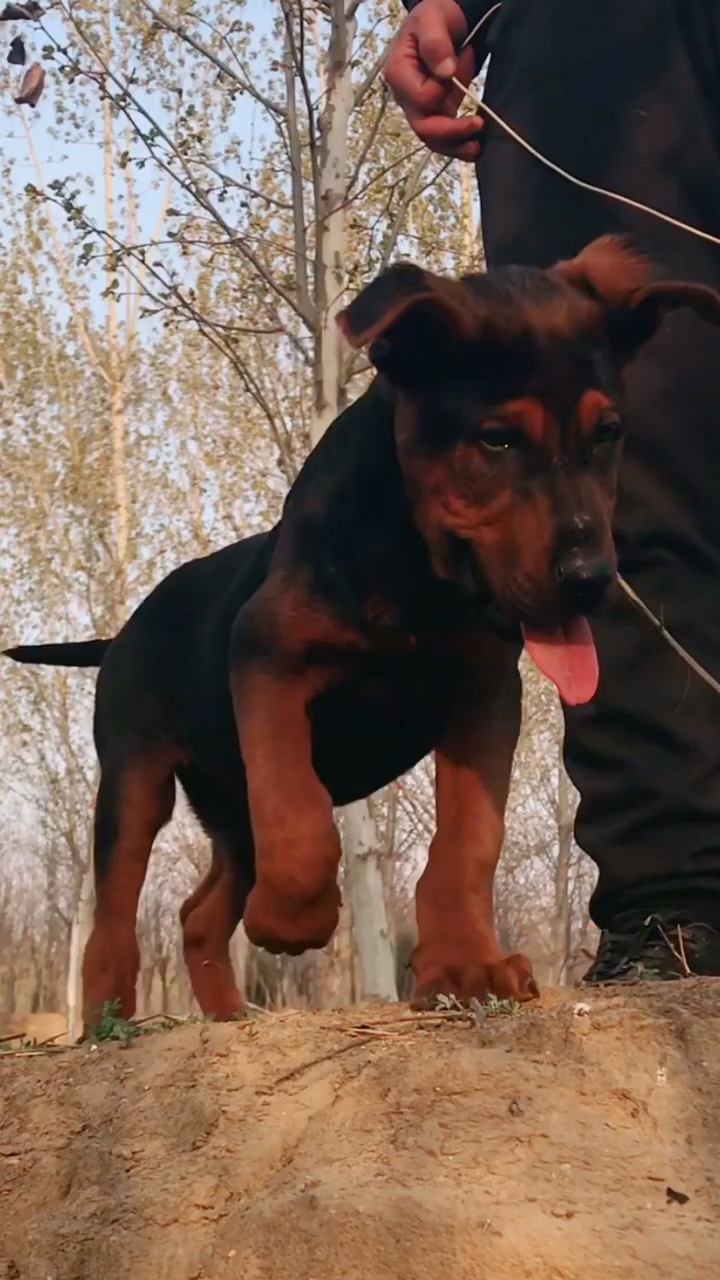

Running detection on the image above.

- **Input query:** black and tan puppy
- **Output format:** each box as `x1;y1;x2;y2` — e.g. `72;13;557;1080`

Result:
8;236;719;1028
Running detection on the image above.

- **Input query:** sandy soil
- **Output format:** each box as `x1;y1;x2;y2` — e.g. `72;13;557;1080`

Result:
1;982;719;1280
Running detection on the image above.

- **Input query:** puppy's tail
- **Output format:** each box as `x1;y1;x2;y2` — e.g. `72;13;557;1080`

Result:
4;638;112;667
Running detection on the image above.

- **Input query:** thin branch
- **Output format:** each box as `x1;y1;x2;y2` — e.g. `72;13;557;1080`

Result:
618;574;720;700
353;42;387;110
340;141;426;213
140;0;287;118
19;113;110;386
280;0;320;210
406;156;454;208
345;82;389;197
284;23;312;316
384;154;447;275
45;187;299;482
188;158;293;210
127;175;171;353
44;15;317;333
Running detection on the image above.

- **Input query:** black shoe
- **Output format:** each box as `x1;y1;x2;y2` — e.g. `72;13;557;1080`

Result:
583;911;720;985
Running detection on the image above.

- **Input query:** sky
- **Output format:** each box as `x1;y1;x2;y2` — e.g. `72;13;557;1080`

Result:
0;0;277;314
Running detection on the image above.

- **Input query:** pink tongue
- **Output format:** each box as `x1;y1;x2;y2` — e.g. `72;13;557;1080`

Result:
521;617;599;706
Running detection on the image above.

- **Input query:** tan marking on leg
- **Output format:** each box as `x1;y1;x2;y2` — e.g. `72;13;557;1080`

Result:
182;838;249;1020
234;667;342;954
412;633;538;1006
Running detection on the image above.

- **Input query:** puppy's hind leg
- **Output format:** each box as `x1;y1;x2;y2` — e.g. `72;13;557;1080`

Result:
181;826;253;1021
82;753;176;1029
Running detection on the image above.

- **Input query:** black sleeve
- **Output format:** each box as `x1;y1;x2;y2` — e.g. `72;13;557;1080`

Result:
402;0;499;29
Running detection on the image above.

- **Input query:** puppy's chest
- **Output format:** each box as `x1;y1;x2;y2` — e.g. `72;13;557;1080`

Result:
347;620;472;704
343;647;459;724
355;574;478;654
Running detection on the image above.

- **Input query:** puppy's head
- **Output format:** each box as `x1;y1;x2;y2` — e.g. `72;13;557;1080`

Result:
339;237;720;703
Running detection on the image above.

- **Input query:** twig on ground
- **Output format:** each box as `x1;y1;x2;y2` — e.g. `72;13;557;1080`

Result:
0;1028;77;1051
676;925;691;977
0;1043;82;1058
267;1034;378;1087
654;919;692;978
334;1009;474;1034
131;1013;191;1028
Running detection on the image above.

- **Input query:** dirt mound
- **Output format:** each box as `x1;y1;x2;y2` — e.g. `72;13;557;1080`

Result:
0;1012;68;1046
1;983;719;1280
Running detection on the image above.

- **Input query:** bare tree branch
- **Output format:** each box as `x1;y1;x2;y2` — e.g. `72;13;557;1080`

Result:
353;43;388;110
345;82;389;197
44;14;318;333
140;0;288;118
280;0;320;210
284;22;312;316
19;112;110;386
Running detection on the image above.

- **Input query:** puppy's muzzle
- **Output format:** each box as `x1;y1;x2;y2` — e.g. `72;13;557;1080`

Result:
554;551;614;615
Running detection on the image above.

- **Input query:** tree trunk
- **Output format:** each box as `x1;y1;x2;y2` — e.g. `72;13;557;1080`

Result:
322;904;354;1007
66;860;94;1043
103;68;130;631
141;957;154;1016
553;760;574;985
66;18;132;1042
311;0;397;1002
459;163;477;273
230;924;250;1006
158;959;169;1014
2;967;16;1015
342;800;397;999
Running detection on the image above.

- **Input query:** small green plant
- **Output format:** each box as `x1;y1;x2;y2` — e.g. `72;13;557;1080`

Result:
88;1001;142;1044
432;992;522;1017
485;995;522;1017
433;993;465;1012
83;1009;221;1046
0;1037;32;1054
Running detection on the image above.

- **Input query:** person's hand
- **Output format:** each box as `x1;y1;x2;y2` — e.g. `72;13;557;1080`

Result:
384;0;481;161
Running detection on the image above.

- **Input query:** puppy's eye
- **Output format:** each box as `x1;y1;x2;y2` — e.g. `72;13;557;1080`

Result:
477;424;523;451
594;418;623;446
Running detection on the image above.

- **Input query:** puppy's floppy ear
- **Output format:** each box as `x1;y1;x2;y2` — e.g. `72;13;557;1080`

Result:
338;262;473;385
553;234;652;308
555;234;720;360
607;279;720;360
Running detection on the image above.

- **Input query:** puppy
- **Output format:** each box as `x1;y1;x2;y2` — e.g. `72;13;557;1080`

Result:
8;236;719;1025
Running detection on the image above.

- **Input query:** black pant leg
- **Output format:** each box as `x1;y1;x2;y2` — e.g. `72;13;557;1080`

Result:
476;0;720;927
566;314;720;929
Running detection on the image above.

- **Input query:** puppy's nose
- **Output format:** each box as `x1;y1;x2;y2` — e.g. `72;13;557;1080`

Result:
555;553;613;613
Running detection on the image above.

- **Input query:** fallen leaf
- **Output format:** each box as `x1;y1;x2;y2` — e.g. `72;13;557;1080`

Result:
0;2;42;19
7;34;25;64
14;59;43;106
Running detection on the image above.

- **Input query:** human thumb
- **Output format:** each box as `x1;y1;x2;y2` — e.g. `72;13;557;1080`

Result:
415;3;459;80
